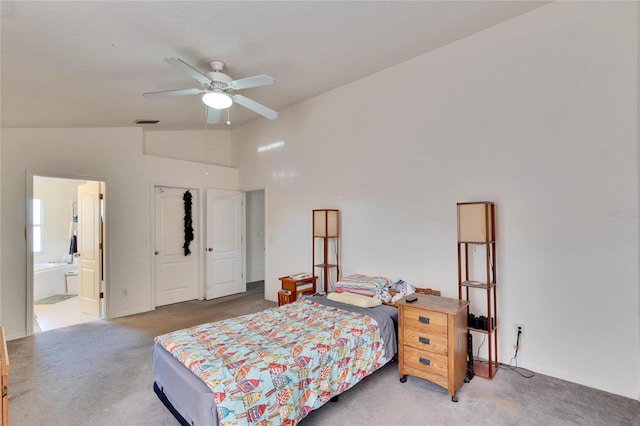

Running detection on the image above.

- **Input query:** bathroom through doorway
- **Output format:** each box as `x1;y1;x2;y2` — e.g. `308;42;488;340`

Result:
30;175;106;333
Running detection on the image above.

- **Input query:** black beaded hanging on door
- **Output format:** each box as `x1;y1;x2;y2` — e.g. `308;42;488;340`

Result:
183;191;194;256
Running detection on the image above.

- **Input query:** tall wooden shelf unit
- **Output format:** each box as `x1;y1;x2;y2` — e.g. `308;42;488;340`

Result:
457;202;498;379
312;209;340;293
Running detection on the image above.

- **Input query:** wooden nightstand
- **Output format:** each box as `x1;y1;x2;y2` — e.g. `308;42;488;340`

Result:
397;294;469;402
278;275;317;305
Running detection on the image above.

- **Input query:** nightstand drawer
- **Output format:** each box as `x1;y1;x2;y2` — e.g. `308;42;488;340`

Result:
403;345;448;378
402;306;448;334
402;328;448;356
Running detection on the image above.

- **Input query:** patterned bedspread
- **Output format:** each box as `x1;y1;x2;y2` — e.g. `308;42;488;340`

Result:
154;298;390;425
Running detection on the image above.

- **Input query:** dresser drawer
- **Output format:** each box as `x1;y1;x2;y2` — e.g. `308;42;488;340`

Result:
402;306;448;334
402;328;448;356
402;345;448;378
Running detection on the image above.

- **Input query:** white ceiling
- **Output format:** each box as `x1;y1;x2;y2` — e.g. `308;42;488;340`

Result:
1;1;547;130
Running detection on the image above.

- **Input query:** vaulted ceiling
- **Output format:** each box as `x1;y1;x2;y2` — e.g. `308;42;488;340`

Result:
1;1;547;130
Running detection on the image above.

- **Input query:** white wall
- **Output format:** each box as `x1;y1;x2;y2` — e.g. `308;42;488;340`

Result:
1;127;239;339
0;133;2;323
33;177;86;263
144;130;232;167
232;2;639;399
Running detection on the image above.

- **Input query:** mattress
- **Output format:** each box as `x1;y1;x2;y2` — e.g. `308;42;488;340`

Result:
152;296;398;425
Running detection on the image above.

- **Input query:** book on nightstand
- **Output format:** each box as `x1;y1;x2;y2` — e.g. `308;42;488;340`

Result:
289;272;311;279
296;282;314;291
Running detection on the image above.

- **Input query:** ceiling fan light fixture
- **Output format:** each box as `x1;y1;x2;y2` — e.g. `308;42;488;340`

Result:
145;57;276;120
202;91;233;109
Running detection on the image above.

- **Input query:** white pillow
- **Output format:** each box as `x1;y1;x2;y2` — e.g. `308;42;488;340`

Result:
327;292;382;308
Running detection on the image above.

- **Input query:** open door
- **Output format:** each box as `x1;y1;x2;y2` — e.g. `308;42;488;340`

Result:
206;189;244;299
77;181;102;317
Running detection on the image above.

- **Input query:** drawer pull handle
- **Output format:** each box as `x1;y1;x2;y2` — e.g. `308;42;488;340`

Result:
419;357;431;366
419;336;430;345
418;316;430;324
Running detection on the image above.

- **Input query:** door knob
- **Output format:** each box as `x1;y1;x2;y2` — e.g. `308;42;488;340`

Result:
207;247;213;252
154;250;159;255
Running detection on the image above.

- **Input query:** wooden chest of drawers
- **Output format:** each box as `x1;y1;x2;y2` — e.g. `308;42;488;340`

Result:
397;294;469;402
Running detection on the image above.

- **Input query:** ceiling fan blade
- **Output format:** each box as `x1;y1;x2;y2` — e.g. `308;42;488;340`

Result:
164;57;211;85
143;88;204;98
207;107;221;124
230;75;275;90
233;94;278;120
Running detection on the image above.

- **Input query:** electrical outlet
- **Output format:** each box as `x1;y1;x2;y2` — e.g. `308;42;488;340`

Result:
514;323;525;338
122;288;128;297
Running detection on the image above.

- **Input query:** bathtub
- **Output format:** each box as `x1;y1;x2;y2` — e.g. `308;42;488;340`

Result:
34;262;78;301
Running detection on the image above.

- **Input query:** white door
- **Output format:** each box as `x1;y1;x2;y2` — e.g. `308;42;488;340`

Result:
77;181;101;317
155;187;199;306
206;189;244;299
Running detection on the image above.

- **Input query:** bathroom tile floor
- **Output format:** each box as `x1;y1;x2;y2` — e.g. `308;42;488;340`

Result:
34;295;100;332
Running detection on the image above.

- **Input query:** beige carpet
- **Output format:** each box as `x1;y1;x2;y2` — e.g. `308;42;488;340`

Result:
7;281;639;426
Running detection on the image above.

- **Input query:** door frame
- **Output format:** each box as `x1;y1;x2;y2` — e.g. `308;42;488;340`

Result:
150;184;204;307
241;186;267;297
26;171;110;336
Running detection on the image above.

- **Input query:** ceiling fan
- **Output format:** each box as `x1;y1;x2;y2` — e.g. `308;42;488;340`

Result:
143;57;278;124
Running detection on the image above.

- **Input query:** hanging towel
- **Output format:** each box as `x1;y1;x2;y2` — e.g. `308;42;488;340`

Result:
68;235;78;255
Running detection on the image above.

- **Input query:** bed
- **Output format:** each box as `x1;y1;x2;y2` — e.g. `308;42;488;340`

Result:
152;295;398;425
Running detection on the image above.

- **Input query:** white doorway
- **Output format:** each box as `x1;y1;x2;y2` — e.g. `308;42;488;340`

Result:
30;175;105;333
152;186;255;304
154;186;200;306
245;189;265;285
